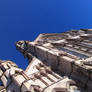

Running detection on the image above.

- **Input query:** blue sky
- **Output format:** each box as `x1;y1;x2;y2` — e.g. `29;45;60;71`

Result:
0;0;92;69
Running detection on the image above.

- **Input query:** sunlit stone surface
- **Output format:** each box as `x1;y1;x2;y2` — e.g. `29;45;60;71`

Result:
0;29;92;92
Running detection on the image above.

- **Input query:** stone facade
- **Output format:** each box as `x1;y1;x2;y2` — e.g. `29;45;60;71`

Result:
0;29;92;92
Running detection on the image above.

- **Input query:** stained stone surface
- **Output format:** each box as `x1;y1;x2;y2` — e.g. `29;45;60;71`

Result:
1;29;92;92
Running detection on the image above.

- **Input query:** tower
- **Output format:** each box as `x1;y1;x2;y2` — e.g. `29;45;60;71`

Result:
0;29;92;92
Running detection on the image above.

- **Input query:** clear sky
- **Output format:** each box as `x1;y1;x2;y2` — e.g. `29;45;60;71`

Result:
0;0;92;69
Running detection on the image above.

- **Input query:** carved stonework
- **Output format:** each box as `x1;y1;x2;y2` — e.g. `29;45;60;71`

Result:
1;29;92;92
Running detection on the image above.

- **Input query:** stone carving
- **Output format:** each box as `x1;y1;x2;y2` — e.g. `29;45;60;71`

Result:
0;29;92;92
